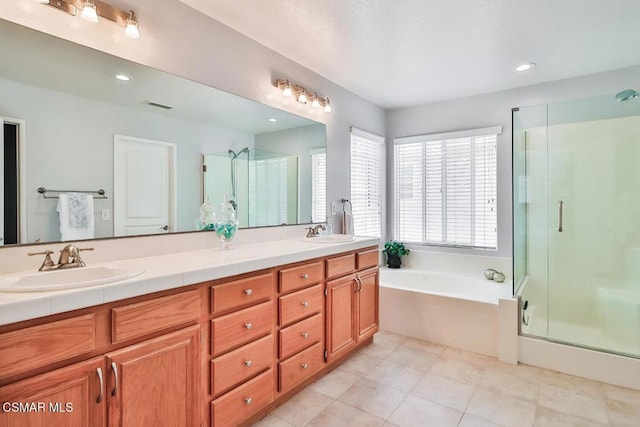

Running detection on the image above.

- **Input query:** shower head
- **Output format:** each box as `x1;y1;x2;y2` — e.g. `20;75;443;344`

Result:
615;89;639;102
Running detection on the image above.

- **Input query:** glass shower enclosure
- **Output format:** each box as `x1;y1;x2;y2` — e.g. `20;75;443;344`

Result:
513;93;640;358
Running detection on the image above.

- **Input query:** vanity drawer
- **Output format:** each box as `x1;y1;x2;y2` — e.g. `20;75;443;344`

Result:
211;335;273;397
357;248;379;270
211;301;273;356
326;253;356;278
279;261;324;293
278;284;323;327
279;313;323;360
0;314;96;379
111;290;200;344
211;368;274;427
211;273;274;315
278;342;324;393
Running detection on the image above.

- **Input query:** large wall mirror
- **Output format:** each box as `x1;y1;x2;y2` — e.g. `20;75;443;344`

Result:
0;19;327;246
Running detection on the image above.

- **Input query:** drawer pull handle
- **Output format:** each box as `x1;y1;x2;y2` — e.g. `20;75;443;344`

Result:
244;322;253;330
301;301;309;307
96;367;104;403
245;397;253;405
301;363;309;369
110;361;119;397
301;332;309;339
244;360;252;367
244;289;253;296
302;273;309;279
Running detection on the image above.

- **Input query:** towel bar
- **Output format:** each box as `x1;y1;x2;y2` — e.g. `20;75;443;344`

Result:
37;187;108;199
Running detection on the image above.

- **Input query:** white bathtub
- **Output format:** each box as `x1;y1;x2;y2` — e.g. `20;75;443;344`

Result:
379;258;514;357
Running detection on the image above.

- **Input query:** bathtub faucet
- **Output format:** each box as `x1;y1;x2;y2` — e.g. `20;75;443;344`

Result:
484;269;505;283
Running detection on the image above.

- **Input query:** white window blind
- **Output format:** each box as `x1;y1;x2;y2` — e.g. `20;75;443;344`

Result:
394;126;499;249
350;128;383;237
248;157;288;227
310;148;326;223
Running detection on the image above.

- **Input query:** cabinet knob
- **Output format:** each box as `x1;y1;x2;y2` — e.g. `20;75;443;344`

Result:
245;397;253;405
244;288;253;296
301;273;309;279
301;363;308;369
244;322;253;330
301;301;309;307
301;332;309;339
244;360;252;367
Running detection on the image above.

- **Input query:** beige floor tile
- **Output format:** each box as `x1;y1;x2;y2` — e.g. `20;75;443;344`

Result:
375;330;408;346
340;350;383;376
602;383;640;406
338;378;406;419
384;343;440;371
362;332;406;358
410;372;475;411
271;388;333;426
466;388;536;427
306;400;385;427
388;394;463;427
537;383;609;424
458;413;504;427
429;356;486;385
607;398;640;427
364;360;424;392
534;406;609;427
382;423;400;427
251;415;295;427
309;367;361;399
441;347;498;368
539;369;605;399
403;338;446;354
480;364;540;402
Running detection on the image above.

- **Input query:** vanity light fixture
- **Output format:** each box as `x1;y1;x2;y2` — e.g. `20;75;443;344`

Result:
37;0;141;40
275;79;332;113
80;0;98;23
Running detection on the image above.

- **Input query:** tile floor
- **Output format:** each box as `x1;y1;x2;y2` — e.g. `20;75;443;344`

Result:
252;331;640;427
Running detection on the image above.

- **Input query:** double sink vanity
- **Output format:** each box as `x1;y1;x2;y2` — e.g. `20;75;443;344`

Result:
0;235;380;427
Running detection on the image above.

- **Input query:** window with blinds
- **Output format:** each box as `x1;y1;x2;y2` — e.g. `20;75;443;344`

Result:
394;126;500;249
350;128;384;237
248;157;289;227
310;149;326;223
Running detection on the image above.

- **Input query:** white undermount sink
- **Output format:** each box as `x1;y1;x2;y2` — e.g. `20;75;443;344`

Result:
300;235;356;244
0;266;145;293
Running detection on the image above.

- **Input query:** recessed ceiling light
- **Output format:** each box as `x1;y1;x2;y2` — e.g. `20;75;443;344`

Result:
268;118;277;122
115;74;131;81
515;62;536;72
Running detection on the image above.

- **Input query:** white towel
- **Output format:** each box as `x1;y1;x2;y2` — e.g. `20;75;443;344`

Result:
341;211;354;236
57;193;95;241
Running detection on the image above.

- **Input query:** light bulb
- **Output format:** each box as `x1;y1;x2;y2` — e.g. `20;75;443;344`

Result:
81;1;98;23
324;99;332;113
298;91;308;104
283;82;292;97
311;95;320;108
124;18;140;39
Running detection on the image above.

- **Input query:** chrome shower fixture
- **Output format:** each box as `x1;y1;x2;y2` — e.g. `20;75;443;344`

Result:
615;89;639;102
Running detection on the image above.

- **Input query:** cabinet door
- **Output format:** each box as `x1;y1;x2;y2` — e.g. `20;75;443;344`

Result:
106;325;200;427
0;357;105;427
325;274;356;362
356;268;379;342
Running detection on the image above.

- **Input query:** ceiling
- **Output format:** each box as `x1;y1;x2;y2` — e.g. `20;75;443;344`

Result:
179;0;640;109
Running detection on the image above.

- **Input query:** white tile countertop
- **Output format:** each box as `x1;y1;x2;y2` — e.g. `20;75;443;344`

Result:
0;237;379;326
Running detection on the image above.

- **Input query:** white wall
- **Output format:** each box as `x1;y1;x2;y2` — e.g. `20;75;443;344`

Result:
0;0;386;236
386;65;640;258
0;77;254;243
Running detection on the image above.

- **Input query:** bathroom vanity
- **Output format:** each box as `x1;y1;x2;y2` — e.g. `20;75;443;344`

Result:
0;238;379;427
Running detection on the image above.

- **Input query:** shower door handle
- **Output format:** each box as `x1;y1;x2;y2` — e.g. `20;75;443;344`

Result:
558;201;563;232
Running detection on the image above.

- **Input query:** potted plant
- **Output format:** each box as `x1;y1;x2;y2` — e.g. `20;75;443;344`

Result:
384;240;410;268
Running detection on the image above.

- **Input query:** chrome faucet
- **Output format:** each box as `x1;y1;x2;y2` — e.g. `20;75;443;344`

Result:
28;245;94;271
305;224;326;238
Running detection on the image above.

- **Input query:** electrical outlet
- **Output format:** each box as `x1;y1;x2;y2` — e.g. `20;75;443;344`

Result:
101;209;110;221
331;202;337;216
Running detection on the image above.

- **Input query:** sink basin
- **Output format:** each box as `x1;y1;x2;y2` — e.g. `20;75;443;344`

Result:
0;266;145;292
300;235;356;244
